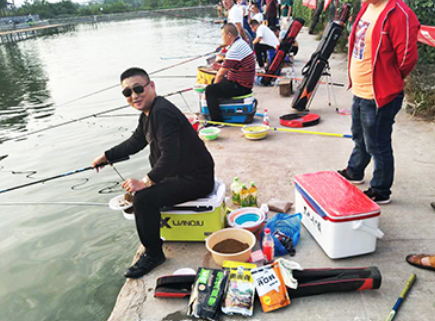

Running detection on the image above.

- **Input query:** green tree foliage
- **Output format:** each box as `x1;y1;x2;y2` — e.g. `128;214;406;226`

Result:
407;0;435;65
0;0;8;10
13;0;212;18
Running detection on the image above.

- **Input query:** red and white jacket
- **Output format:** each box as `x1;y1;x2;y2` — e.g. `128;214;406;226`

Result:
348;0;420;108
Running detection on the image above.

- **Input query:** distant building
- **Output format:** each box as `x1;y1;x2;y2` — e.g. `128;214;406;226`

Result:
6;2;15;11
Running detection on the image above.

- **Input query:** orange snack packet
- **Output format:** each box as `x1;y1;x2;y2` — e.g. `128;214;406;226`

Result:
251;262;291;313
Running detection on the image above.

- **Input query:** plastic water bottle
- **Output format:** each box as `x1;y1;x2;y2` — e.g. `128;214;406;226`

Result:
262;228;275;263
263;109;270;126
240;184;250;207
248;182;258;207
260;203;269;220
230;177;242;206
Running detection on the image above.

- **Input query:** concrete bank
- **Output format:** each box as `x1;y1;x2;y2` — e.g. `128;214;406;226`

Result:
107;27;435;321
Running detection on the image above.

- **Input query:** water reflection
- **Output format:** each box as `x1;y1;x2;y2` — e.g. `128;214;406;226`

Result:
0;44;54;143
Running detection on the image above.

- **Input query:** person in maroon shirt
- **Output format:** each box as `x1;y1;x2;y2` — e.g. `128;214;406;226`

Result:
265;0;278;27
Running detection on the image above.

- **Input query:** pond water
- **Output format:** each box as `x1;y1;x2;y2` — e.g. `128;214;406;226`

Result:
0;11;220;321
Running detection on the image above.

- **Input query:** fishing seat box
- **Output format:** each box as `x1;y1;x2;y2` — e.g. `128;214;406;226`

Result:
294;171;384;259
199;93;257;124
160;180;226;241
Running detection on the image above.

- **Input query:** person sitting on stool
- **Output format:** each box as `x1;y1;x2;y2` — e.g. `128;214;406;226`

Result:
93;67;215;279
249;19;280;69
205;23;255;122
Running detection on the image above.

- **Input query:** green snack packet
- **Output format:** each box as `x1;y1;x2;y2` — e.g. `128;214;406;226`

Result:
187;268;229;321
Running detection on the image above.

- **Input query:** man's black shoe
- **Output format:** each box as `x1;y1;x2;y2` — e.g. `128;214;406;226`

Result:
337;169;365;184
124;253;166;279
364;188;391;204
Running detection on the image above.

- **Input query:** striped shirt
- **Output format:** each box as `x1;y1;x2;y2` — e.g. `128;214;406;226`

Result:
222;37;255;89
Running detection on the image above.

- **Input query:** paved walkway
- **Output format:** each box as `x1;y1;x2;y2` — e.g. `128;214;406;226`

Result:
107;26;435;321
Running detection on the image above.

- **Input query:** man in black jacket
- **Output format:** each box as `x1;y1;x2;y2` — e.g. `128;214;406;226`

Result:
92;68;215;279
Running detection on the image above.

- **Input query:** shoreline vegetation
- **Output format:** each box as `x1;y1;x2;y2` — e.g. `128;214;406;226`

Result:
0;1;218;19
293;0;435;120
2;0;433;119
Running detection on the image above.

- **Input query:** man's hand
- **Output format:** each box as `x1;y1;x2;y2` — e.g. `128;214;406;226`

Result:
92;153;107;173
122;178;146;193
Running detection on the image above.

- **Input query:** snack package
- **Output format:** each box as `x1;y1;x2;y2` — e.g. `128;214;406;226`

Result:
187;268;229;321
221;261;257;316
251;262;291;313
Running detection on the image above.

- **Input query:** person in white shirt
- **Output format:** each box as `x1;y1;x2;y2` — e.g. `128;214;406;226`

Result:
223;0;248;42
249;19;279;68
249;2;264;23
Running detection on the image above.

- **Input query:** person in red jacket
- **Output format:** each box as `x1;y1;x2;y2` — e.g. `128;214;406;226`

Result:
338;0;420;204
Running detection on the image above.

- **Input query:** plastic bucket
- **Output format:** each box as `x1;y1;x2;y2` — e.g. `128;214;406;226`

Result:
227;207;266;233
205;228;256;266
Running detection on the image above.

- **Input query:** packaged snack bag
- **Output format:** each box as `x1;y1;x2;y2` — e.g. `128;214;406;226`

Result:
251;262;291;313
221;261;257;316
187;268;229;321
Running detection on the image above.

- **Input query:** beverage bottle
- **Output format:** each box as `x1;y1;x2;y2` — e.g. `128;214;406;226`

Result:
240;184;250;207
263;109;270;126
230;177;242;206
248;182;258;207
262;228;275;263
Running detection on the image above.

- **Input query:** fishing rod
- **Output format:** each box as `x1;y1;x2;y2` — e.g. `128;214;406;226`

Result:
0;157;130;195
256;73;344;87
57;50;214;108
384;273;416;321
160;55;202;60
10;87;193;141
152;75;197;78
0;202;107;207
199;120;352;139
153;9;216;24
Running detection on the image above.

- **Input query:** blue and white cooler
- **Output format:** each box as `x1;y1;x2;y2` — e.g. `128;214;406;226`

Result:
294;171;384;259
199;93;257;123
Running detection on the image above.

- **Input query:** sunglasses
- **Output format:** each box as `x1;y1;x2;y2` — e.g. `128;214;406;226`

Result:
122;82;150;98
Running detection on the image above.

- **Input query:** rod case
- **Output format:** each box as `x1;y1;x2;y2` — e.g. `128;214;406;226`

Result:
154;275;196;298
154;266;381;299
288;266;381;298
260;18;305;86
292;3;352;111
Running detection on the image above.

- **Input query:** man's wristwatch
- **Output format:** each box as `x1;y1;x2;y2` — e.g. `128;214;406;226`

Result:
142;175;154;188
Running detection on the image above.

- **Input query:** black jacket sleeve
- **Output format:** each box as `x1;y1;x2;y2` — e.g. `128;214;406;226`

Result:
147;107;181;183
104;114;148;162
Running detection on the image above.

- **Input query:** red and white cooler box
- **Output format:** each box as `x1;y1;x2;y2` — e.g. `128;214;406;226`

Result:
294;171;384;259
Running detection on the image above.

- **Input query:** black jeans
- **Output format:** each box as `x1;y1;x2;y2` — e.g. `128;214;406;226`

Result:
254;43;275;67
205;79;252;121
133;171;214;256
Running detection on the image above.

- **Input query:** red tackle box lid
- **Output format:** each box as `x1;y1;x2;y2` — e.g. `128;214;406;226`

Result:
294;171;380;221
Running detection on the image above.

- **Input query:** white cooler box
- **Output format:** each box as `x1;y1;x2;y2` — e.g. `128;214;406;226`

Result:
294;171;384;259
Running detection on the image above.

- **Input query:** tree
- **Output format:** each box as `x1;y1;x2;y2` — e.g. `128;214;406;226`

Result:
0;0;8;11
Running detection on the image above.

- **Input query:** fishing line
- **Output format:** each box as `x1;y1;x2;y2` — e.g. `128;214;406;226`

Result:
56;51;215;108
9;87;193;141
0;157;129;194
179;91;194;114
0;202;108;207
153;9;216;24
111;164;126;181
0;166;37;179
152;75;197;78
160;55;201;60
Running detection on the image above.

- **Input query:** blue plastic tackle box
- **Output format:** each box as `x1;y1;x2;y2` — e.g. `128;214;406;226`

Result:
199;93;258;123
